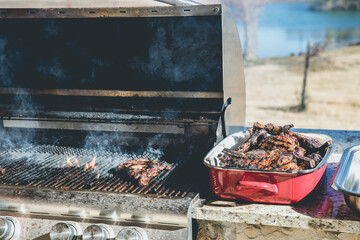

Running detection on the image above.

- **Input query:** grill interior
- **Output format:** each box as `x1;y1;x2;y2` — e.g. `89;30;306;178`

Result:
0;144;192;197
0;11;224;201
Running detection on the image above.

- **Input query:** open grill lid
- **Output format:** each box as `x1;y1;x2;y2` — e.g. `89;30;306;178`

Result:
0;3;245;137
0;5;223;118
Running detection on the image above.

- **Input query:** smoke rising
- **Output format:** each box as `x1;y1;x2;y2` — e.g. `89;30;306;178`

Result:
37;57;66;81
0;36;15;87
81;131;167;159
0;16;221;157
129;17;222;90
44;20;59;37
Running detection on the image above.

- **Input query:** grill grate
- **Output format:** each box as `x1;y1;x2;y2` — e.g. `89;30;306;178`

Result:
0;144;188;197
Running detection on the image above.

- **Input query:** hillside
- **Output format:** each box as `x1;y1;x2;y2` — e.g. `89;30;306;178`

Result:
244;45;360;130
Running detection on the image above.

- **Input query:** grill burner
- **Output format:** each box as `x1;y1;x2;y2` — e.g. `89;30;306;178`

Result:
0;144;189;197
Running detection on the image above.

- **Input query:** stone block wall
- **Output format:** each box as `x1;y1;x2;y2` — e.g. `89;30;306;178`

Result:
196;220;360;240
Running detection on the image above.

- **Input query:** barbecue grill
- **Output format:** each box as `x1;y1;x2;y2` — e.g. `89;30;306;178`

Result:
0;1;245;239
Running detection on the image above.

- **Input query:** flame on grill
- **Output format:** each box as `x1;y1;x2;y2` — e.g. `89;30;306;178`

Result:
62;156;80;168
66;156;73;166
84;157;96;171
61;156;94;170
90;157;96;170
74;158;80;167
84;162;89;171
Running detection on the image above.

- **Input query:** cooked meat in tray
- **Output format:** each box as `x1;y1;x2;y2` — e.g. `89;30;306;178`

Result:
218;122;330;171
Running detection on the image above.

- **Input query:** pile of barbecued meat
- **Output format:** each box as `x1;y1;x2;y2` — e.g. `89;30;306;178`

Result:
218;122;330;171
117;159;172;186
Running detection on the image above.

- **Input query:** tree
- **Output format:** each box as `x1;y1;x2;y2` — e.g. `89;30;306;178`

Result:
310;0;360;11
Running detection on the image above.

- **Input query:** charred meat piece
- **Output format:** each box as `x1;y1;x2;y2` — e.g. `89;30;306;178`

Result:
248;127;254;136
307;153;323;165
117;159;172;186
271;125;283;135
237;149;268;168
293;152;316;168
244;149;268;160
237;141;251;153
274;133;299;145
217;122;330;171
279;162;300;171
270;123;294;135
256;149;282;170
282;124;294;133
276;153;296;166
249;129;268;147
253;122;266;130
292;133;323;151
274;152;299;171
236;127;267;153
222;148;245;159
258;133;300;153
218;154;233;166
316;141;331;156
259;138;296;152
265;123;275;132
294;146;306;156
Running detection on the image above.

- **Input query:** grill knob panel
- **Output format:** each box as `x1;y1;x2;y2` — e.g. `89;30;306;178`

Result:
0;217;20;240
83;224;115;240
116;227;148;240
50;222;82;240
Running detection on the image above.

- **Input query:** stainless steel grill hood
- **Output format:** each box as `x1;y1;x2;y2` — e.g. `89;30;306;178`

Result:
0;0;245;134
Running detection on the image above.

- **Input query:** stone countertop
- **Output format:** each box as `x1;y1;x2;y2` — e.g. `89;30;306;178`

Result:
192;129;360;234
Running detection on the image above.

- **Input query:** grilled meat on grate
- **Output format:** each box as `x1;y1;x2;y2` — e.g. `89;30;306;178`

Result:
217;122;330;171
118;159;172;186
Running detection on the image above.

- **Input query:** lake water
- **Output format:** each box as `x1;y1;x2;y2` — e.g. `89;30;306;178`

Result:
235;2;360;58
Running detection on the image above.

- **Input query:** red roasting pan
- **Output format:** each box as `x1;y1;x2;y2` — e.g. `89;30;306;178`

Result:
204;131;332;204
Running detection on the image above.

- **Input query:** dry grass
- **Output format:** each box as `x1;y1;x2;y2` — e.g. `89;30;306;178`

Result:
244;45;360;130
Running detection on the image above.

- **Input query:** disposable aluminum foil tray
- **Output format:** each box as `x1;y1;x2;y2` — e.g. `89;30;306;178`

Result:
331;145;360;214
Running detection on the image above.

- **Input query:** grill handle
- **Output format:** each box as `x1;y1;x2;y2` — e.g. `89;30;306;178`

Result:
236;181;279;195
216;97;232;143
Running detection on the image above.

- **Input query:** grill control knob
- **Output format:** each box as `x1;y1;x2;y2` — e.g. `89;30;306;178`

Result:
50;222;82;240
116;228;148;240
83;224;115;240
0;217;20;240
